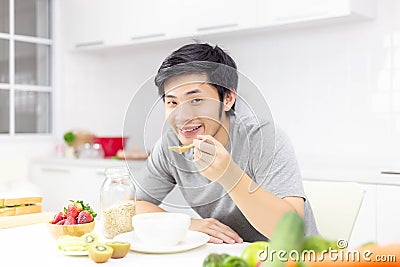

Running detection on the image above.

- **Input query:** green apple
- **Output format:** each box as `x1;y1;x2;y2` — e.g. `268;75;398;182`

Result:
303;235;331;253
240;241;269;267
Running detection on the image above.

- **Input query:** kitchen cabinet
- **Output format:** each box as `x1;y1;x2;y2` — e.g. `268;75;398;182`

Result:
376;185;400;244
256;0;375;28
63;0;251;49
29;159;146;213
63;0;108;49
104;0;175;46
61;0;376;50
351;184;400;246
179;0;251;37
63;0;177;49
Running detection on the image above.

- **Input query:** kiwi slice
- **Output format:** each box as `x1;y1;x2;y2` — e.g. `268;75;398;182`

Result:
57;236;86;251
81;232;99;246
88;244;113;263
105;241;131;259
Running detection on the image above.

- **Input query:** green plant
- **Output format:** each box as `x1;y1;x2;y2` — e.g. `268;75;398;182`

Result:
63;131;76;146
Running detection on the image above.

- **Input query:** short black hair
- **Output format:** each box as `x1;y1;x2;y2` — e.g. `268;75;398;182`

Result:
154;43;238;109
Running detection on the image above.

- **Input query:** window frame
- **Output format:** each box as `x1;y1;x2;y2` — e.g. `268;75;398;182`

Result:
0;0;54;139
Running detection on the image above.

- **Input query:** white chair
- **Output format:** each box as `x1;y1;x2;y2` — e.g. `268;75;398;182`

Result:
303;180;365;242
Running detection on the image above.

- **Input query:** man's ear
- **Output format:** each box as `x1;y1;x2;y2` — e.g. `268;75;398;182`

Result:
224;90;236;111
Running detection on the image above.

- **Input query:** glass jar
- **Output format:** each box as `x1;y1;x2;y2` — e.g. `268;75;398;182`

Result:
100;166;136;239
77;143;105;159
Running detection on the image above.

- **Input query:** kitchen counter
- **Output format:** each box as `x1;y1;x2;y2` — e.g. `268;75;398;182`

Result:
0;222;247;266
31;158;400;186
301;168;400;186
31;158;146;169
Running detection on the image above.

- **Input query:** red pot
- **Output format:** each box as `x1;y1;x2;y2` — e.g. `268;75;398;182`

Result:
92;137;128;158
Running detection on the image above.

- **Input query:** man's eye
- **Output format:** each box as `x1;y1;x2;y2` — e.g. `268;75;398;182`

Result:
166;101;177;106
191;98;202;104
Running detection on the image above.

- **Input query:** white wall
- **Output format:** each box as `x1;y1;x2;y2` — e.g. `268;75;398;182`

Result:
209;2;400;172
56;0;400;174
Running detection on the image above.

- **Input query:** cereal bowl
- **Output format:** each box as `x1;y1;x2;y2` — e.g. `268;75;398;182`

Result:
132;212;190;246
47;221;95;240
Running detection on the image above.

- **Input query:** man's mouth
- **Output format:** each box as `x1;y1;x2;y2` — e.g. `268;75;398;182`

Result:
179;125;202;137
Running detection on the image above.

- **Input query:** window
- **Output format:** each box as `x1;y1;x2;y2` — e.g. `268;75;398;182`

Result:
0;0;52;135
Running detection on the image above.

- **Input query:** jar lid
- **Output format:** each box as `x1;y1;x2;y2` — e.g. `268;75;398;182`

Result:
105;167;130;178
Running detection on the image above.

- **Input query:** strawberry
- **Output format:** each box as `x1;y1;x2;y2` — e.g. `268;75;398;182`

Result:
64;216;77;225
56;219;66;225
60;200;97;224
52;211;66;224
65;200;83;219
77;210;93;224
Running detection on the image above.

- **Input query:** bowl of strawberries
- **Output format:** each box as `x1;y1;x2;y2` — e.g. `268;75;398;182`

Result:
48;200;97;240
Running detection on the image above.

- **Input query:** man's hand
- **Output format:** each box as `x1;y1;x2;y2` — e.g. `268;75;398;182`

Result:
190;218;243;244
193;135;238;182
193;135;243;190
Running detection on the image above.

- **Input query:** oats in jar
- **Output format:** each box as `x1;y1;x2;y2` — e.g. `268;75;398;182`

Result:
102;200;135;239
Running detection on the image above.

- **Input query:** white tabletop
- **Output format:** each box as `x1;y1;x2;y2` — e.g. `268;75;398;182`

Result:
0;223;248;266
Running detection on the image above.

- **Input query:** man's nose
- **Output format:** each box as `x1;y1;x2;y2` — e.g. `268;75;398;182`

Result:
174;102;195;124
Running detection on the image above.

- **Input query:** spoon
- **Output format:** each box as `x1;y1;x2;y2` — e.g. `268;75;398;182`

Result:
168;143;195;153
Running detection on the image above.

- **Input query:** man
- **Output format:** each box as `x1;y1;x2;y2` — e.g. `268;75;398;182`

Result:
135;43;318;243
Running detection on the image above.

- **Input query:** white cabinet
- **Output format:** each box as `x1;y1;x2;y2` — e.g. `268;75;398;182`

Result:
104;0;174;46
256;0;375;27
63;0;178;49
63;0;108;49
29;159;145;213
258;0;347;25
182;0;249;36
30;163;103;213
376;185;400;244
60;0;376;50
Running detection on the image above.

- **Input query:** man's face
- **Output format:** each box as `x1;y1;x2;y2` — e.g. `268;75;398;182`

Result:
164;73;224;145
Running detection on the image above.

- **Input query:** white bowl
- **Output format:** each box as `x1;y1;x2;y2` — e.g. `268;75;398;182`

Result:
132;212;190;246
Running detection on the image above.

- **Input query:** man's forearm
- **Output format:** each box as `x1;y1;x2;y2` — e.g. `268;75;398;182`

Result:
135;199;166;214
221;164;298;239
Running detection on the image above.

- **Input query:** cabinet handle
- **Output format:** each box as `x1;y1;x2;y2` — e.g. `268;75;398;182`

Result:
274;11;330;22
75;41;104;48
381;171;400;175
196;23;238;32
42;168;71;174
131;33;166;41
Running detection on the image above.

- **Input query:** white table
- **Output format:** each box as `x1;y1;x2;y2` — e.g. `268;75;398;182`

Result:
0;223;248;266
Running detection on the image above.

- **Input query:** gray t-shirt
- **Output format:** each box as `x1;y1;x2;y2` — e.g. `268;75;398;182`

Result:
135;112;318;242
